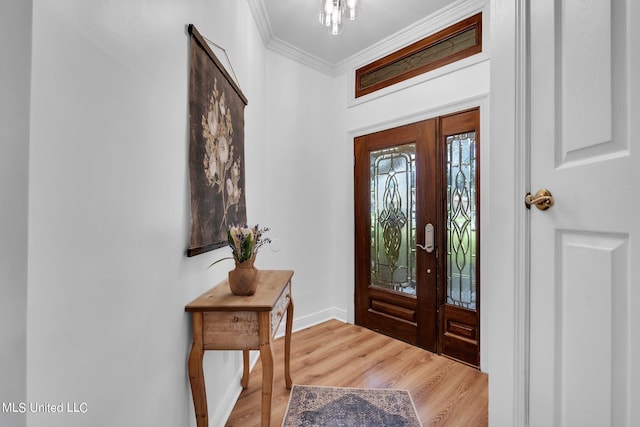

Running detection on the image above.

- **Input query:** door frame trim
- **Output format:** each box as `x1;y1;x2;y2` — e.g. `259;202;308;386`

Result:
487;0;530;423
514;0;530;424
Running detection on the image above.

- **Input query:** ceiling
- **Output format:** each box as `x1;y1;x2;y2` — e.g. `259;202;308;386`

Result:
249;0;458;73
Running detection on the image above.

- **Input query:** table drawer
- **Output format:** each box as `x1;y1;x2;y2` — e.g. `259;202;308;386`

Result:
202;311;259;350
271;283;290;336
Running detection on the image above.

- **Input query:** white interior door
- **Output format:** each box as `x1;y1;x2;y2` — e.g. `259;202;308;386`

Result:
529;1;638;426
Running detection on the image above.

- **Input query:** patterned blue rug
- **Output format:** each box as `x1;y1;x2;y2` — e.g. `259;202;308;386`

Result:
282;385;422;427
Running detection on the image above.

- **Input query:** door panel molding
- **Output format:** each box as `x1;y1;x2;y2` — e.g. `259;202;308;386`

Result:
555;0;629;167
552;231;629;427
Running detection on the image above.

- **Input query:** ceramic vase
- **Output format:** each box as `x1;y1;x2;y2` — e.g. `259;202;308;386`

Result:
228;256;258;295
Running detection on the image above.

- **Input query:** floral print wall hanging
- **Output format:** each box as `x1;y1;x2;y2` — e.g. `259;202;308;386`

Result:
187;24;248;256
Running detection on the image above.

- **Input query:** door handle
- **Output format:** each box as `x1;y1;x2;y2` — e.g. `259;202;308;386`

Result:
525;188;554;211
416;223;435;253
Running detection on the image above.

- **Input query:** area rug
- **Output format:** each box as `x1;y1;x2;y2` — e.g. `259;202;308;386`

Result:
282;384;422;427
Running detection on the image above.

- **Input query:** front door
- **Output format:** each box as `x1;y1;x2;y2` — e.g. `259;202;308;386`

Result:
528;1;639;425
355;110;480;366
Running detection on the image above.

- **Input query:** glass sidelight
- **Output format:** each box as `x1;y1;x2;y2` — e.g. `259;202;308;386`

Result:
369;144;417;295
445;132;477;309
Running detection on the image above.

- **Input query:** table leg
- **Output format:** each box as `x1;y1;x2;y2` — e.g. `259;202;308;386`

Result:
241;350;250;389
187;312;208;427
284;296;294;389
258;311;274;427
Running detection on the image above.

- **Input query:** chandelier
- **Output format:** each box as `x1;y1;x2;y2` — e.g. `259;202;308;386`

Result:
319;0;361;35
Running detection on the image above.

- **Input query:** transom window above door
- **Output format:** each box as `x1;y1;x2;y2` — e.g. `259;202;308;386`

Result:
355;13;482;98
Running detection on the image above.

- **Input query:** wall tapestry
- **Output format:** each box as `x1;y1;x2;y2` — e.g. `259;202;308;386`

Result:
187;24;248;257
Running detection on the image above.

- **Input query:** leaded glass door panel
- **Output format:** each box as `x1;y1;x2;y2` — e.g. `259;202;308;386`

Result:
355;119;438;350
370;144;416;296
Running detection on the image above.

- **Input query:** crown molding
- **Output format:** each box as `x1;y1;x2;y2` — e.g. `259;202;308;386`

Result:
334;0;487;75
247;0;334;74
247;0;488;77
266;36;336;76
247;0;272;46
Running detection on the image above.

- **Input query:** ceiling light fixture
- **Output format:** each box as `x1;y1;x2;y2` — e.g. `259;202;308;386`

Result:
319;0;361;35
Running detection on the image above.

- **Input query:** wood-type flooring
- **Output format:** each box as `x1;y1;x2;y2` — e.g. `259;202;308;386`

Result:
224;319;487;426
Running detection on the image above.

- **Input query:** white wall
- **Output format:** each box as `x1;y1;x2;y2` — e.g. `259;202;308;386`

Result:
24;1;268;426
262;52;343;325
0;1;31;426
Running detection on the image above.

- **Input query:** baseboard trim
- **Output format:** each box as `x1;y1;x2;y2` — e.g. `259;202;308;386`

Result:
277;306;348;338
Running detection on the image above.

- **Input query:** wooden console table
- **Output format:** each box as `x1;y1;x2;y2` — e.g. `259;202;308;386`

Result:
185;270;294;427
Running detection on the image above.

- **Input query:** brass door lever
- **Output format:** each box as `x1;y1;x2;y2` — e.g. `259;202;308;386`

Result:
525;188;554;211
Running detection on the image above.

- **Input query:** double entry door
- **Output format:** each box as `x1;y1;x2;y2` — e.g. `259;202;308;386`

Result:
354;108;480;367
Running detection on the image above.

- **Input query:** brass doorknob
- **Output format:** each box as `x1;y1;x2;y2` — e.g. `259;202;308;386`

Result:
525;189;554;210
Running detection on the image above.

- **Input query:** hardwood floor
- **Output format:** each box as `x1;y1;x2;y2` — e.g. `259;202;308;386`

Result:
224;319;487;426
